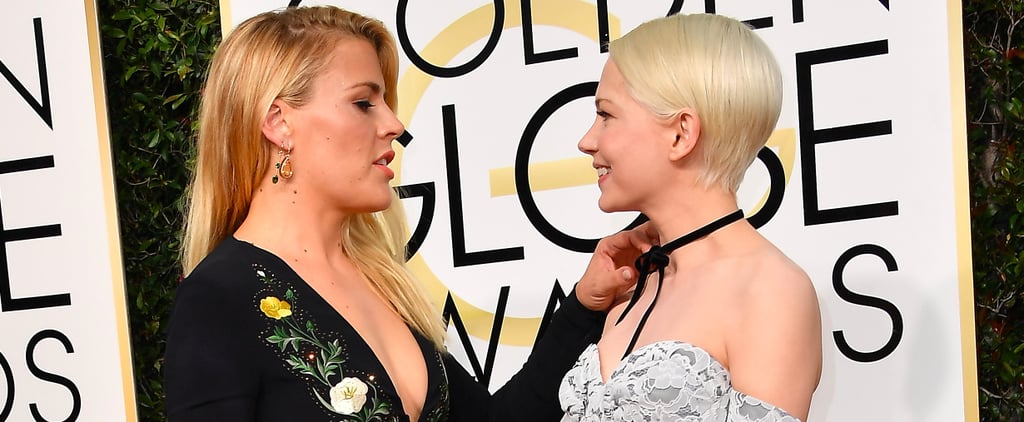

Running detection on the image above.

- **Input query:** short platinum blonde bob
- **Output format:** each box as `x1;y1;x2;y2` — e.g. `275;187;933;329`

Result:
609;13;783;194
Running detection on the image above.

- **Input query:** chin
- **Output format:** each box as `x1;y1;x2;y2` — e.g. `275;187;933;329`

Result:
597;195;639;214
354;193;393;214
370;197;393;213
597;198;623;213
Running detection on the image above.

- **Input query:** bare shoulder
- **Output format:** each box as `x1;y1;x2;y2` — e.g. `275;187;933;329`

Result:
732;243;820;349
725;244;822;420
742;247;818;310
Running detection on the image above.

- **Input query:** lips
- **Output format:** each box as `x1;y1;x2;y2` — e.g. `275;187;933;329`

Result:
374;150;395;179
376;150;395;165
594;164;610;184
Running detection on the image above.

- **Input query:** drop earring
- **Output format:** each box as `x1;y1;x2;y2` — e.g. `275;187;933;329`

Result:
273;144;293;184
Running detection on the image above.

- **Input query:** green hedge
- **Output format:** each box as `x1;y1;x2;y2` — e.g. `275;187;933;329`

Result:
98;1;218;420
97;1;1022;420
965;0;1024;420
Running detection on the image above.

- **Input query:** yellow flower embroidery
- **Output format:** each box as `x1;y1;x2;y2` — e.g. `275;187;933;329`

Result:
260;296;292;319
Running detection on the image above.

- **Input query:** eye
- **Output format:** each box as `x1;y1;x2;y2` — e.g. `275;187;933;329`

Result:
354;100;376;111
596;110;611;121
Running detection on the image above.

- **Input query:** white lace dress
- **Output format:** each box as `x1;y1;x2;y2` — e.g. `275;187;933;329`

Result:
559;341;800;421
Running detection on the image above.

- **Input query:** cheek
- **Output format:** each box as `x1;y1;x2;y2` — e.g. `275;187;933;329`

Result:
602;130;633;159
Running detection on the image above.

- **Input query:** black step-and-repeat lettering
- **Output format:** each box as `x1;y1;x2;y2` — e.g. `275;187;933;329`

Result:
1;2;135;421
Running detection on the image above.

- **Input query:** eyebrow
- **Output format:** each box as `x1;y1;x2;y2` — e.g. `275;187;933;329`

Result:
346;81;383;95
595;97;610;108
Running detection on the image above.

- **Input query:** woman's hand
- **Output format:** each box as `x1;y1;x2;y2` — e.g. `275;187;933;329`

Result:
575;223;658;311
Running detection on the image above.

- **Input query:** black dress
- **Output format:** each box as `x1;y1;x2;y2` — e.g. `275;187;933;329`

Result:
165;237;604;421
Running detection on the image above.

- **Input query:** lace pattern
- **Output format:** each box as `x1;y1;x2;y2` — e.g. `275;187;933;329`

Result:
559;341;799;422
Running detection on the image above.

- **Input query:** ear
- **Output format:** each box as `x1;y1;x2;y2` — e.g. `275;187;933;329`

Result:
668;108;700;161
261;99;292;149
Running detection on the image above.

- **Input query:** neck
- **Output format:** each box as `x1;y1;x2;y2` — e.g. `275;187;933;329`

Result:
235;178;351;266
644;184;741;246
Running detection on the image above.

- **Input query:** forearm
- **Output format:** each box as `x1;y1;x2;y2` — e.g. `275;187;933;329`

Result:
485;288;605;420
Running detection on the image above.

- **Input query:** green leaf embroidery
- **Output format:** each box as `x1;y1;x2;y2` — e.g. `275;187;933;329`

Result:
257;267;401;420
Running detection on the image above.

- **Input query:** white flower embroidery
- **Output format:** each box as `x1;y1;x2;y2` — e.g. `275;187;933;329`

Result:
256;270;266;278
330;377;369;415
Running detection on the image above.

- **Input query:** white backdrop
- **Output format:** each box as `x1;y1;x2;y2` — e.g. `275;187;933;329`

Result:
0;1;136;421
223;1;977;421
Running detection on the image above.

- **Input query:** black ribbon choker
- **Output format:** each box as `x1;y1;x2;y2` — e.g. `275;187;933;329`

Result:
614;209;745;360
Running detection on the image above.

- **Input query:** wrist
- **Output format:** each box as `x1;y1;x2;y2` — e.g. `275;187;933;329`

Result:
568;286;607;318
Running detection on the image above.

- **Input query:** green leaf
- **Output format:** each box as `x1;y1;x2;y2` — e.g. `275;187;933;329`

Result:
106;27;127;39
147;131;161;148
111;9;133;20
171;94;188;110
162;93;183;105
124;65;139;82
175;63;191;81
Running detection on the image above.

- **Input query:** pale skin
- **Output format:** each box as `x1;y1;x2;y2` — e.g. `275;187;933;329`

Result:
234;38;653;421
579;59;822;421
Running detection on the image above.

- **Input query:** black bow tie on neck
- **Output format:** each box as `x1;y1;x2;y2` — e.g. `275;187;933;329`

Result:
614;209;745;359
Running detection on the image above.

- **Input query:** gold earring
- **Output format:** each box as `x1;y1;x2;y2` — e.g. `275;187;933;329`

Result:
272;145;293;184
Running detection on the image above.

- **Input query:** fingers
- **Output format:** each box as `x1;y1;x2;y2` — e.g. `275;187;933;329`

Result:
604;266;637;293
627;229;654;252
628;222;658;250
600;224;655;254
576;263;640;312
610;265;640;307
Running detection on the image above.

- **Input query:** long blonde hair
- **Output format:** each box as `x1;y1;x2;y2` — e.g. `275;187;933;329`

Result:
610;14;783;194
181;6;447;348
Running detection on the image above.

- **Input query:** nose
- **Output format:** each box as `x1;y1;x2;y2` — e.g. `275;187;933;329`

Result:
578;120;599;156
380;103;405;142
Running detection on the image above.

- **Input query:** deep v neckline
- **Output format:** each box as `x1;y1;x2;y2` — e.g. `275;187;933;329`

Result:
235;236;439;421
291;275;435;420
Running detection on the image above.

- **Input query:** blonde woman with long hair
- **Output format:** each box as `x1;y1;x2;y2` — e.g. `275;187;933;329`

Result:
559;14;823;421
164;5;652;421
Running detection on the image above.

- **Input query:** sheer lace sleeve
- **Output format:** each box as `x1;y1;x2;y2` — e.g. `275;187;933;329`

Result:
726;390;801;422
